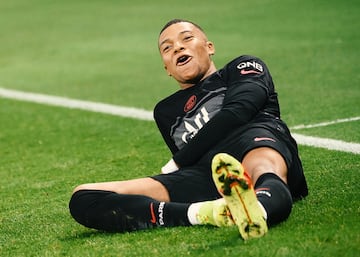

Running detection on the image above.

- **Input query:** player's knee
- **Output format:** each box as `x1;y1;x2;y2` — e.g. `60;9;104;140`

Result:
69;190;89;225
243;147;288;184
72;183;93;194
69;189;105;226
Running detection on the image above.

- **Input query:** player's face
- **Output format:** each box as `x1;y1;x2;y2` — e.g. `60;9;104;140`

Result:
158;22;216;89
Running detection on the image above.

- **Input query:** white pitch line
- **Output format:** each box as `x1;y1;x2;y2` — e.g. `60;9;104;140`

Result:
292;133;360;155
290;116;360;130
0;87;154;121
1;87;359;155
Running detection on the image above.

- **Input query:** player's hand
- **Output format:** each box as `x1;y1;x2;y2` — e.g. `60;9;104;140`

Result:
161;158;179;174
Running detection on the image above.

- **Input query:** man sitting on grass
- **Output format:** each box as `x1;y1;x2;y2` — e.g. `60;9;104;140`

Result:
69;19;308;240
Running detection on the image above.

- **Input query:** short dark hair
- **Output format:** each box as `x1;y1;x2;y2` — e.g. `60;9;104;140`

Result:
159;19;204;35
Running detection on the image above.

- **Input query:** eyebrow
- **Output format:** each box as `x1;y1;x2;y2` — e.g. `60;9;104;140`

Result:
159;30;192;48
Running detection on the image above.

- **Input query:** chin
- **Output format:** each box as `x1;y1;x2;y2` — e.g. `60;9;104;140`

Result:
184;74;204;85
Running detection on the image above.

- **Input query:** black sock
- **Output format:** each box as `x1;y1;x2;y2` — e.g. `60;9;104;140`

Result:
69;190;191;232
255;173;293;227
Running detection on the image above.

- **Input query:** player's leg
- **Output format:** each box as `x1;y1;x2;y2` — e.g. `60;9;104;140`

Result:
69;190;193;232
69;177;196;232
73;177;170;202
186;148;293;237
242;147;293;226
210;147;293;239
69;166;227;232
242;147;288;186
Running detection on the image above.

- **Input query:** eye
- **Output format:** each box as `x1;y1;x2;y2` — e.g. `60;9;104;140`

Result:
162;45;171;53
184;35;194;41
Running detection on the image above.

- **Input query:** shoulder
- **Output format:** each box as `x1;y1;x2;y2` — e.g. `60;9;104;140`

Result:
217;55;271;83
153;88;191;120
225;55;267;73
154;91;178;114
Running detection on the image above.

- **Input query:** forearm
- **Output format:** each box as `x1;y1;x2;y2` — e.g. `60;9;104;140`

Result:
173;110;239;166
173;83;267;167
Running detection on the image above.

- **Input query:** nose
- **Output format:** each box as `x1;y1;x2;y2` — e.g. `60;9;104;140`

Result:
173;41;185;54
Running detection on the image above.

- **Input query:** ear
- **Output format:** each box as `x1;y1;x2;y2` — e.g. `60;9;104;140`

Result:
207;41;215;56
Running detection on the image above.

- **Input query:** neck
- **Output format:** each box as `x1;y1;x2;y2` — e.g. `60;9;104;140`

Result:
178;62;217;90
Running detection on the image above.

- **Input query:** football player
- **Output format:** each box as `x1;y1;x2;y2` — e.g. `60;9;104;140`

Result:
69;19;308;240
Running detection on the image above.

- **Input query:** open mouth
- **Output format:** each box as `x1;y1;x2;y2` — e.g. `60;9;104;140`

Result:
176;55;192;66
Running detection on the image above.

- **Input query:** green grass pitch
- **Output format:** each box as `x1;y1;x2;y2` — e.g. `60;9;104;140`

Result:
0;0;359;256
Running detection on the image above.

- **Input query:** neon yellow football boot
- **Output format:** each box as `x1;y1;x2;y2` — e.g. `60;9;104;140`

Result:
212;153;268;240
196;198;235;227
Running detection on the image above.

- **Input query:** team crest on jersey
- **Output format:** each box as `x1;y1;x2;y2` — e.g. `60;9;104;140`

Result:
184;95;197;112
237;60;263;75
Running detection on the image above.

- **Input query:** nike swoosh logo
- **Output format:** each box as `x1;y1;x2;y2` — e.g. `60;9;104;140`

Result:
255;187;270;192
254;137;276;142
240;69;261;75
150;202;157;224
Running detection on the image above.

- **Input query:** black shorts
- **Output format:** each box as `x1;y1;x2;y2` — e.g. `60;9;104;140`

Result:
152;118;308;203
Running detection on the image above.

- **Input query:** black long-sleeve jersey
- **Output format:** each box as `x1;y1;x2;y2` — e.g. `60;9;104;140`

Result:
154;55;281;167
